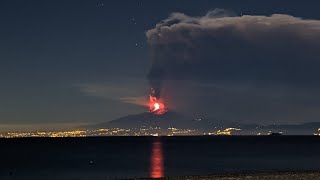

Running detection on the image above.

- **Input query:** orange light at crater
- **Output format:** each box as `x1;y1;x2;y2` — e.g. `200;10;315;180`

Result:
154;103;160;111
149;95;167;115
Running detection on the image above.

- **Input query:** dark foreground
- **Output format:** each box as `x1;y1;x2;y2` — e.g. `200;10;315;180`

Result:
136;171;320;180
0;136;319;179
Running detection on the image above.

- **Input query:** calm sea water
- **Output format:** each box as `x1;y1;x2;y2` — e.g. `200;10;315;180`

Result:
0;136;319;179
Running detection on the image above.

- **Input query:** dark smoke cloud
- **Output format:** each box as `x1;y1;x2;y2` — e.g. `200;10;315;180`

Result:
146;10;320;123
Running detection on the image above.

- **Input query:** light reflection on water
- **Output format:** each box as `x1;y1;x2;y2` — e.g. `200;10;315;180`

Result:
150;138;164;178
2;137;320;179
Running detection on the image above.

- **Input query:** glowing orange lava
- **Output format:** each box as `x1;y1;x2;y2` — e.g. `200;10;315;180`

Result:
154;103;160;111
149;95;167;115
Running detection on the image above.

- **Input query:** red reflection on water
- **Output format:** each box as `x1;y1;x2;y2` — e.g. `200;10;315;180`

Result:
150;138;164;178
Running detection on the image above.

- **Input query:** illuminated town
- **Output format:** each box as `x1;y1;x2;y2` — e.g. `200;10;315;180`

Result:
0;127;239;138
0;126;319;138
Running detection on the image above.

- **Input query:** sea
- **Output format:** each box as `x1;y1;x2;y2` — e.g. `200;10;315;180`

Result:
0;136;319;179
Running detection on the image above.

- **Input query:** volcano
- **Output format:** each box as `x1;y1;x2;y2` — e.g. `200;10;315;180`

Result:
148;88;167;115
87;110;245;130
84;111;320;135
91;111;196;129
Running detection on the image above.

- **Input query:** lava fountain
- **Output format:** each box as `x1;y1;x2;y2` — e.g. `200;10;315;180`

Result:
149;88;167;115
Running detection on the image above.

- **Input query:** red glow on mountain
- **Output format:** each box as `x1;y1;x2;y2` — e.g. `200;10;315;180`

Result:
149;88;167;115
149;95;167;115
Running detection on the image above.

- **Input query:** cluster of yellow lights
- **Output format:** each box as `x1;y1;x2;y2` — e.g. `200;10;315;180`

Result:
13;127;320;137
0;127;203;137
167;127;195;136
0;129;132;138
0;130;87;138
213;128;241;135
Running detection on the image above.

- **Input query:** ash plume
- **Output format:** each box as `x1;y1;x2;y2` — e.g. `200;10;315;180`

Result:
145;9;320;123
146;9;320;98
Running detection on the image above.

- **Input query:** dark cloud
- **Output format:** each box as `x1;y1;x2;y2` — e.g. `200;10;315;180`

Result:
146;10;320;123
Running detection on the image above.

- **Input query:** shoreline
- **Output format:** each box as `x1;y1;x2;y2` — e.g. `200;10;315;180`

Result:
135;171;320;180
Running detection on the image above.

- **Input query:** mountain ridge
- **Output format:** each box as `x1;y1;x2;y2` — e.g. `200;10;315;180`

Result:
84;111;320;135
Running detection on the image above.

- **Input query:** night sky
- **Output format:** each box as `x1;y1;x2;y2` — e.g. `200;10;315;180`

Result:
1;0;320;131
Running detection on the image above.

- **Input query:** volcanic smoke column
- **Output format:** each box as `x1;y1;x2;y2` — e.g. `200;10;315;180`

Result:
145;9;320;121
147;51;164;100
147;39;169;115
147;43;168;114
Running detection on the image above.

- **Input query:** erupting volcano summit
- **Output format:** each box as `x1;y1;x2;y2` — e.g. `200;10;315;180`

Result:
149;88;167;115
